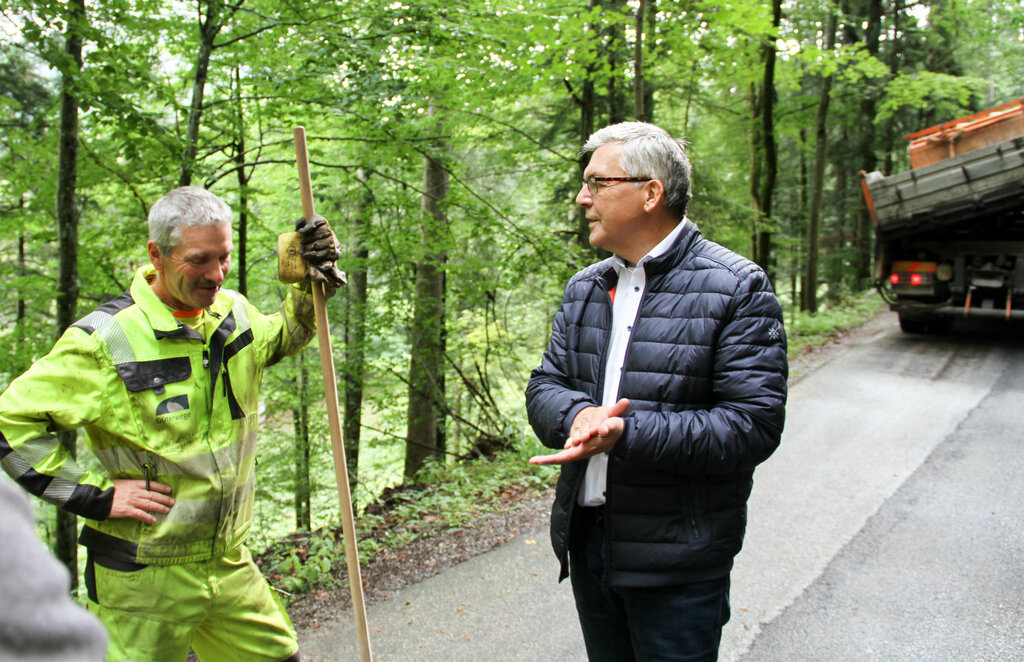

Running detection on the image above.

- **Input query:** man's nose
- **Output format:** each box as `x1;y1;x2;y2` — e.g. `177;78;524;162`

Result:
575;182;592;206
205;262;228;284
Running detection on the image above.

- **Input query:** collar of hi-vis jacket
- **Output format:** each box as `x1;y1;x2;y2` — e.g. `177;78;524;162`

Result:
130;265;237;338
128;265;251;418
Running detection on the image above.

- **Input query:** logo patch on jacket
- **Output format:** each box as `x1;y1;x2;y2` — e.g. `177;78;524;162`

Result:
156;394;190;417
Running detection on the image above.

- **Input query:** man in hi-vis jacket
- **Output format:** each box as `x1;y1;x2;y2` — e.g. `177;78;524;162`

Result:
0;186;344;662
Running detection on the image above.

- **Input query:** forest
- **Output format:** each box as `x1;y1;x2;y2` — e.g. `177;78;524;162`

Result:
1;0;1022;589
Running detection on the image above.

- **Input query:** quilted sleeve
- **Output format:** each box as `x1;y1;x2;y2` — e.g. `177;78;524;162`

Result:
525;291;599;451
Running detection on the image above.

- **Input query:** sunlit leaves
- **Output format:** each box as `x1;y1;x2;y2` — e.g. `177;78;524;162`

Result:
876;71;988;121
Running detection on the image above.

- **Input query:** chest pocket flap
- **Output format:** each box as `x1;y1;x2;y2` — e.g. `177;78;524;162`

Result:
116;357;191;395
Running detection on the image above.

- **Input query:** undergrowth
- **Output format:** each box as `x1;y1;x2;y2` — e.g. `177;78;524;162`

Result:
785;289;885;358
257;445;558;600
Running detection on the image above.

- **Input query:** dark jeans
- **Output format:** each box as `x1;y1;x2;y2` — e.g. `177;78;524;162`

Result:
568;508;731;662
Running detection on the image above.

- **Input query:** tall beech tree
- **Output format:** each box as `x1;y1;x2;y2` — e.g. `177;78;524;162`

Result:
405;110;450;480
750;0;782;281
53;0;86;590
342;170;373;490
178;0;228;187
804;6;839;314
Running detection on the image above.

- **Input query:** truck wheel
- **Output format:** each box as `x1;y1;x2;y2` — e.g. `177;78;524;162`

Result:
899;316;927;333
898;314;953;334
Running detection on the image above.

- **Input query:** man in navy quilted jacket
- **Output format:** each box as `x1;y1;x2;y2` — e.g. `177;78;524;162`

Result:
526;121;788;661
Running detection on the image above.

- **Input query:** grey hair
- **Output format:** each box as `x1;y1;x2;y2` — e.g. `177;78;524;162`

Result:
582;122;693;219
148;186;232;255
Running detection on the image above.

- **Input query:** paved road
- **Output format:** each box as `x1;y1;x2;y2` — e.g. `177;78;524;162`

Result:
298;314;1024;661
738;318;1024;661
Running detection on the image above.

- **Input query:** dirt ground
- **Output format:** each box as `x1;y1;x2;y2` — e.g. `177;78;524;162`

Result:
284;483;556;630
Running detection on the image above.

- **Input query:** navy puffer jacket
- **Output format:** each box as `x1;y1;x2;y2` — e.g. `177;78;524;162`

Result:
526;221;788;587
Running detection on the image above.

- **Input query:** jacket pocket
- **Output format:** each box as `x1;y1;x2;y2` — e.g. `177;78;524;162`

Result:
682;481;707;544
116;357;191;394
117;357;197;450
222;330;258;418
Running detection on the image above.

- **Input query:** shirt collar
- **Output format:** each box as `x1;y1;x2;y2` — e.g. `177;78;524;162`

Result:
130;265;233;334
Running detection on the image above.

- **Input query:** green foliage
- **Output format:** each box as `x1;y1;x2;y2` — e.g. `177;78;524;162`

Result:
1;0;1021;603
785;289;886;359
877;71;988;122
262;529;343;595
258;444;558;600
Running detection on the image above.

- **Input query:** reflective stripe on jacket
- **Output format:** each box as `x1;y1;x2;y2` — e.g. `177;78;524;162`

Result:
0;266;315;564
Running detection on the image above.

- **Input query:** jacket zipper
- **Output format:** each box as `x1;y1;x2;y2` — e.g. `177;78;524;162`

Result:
601;463;613;584
595;279;615;399
596;273;619;584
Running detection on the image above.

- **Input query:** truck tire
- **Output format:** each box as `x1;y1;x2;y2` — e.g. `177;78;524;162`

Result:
898;314;953;335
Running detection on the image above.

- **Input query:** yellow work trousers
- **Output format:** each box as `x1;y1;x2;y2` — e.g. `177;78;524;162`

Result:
86;545;298;662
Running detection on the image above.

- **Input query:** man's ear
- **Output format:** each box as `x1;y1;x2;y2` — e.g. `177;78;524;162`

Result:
147;240;164;271
643;179;666;212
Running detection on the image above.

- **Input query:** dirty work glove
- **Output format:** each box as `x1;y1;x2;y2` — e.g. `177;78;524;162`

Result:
296;214;347;297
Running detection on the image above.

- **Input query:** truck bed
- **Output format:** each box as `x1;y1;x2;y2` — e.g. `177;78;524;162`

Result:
862;136;1024;238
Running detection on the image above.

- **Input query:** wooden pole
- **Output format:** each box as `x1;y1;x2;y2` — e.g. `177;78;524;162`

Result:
293;126;373;662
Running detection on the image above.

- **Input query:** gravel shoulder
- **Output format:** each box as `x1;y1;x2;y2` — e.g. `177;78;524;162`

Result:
284;484;557;630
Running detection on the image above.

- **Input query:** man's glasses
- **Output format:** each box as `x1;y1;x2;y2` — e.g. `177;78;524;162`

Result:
585;176;652;195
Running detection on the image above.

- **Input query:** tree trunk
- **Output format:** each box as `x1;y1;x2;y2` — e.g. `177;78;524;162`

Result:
575;0;598;252
882;0;905;176
797;128;809;310
749;81;762;223
54;0;86;593
17;231;26;325
232;66;250;296
235;151;249;295
633;0;645;121
853;0;881;288
405;117;449;481
750;0;780;281
633;0;659;123
804;9;838;314
605;0;627;124
343;169;373;491
178;0;223;187
641;0;657;121
293;351;310;530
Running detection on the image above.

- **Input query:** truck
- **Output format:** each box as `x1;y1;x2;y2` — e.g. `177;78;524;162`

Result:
861;98;1024;333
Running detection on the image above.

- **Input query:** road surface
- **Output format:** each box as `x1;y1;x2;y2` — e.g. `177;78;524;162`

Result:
298;313;1024;661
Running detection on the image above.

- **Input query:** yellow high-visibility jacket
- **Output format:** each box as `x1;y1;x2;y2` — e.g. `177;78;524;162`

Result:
0;266;316;565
